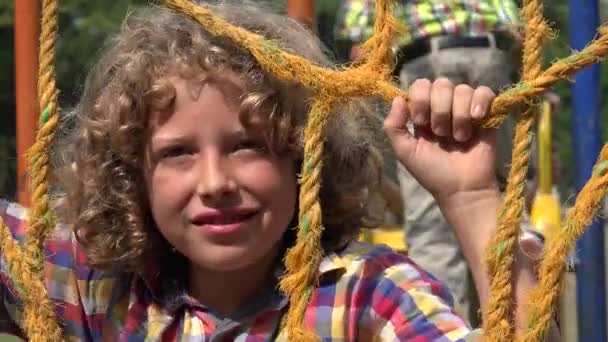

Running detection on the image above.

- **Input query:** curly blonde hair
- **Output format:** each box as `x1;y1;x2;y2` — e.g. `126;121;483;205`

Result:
52;0;386;272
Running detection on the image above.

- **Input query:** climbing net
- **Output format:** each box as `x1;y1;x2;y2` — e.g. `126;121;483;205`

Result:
3;0;608;341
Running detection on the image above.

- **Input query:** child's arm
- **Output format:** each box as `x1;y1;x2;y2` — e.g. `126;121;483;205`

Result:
0;199;110;340
383;79;559;340
439;186;560;341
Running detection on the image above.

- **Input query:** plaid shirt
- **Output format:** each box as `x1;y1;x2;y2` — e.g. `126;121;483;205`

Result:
0;199;473;341
335;0;520;46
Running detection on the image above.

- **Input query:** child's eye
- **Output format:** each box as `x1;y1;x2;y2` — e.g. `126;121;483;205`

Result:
233;139;268;153
158;146;194;160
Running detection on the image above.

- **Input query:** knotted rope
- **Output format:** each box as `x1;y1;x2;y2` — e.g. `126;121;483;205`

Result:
483;0;550;340
2;0;608;341
0;0;64;339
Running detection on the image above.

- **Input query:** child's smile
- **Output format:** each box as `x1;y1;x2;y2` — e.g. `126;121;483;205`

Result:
189;205;259;237
144;73;297;313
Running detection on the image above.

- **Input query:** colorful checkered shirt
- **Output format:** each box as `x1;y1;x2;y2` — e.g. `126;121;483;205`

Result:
335;0;520;46
0;199;473;341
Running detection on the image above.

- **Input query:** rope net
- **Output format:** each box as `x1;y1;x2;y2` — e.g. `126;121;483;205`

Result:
2;0;608;340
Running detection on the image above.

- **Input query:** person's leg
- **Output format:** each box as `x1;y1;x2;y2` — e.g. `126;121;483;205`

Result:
467;46;517;185
430;43;517;325
433;45;516;182
396;54;477;324
397;42;516;325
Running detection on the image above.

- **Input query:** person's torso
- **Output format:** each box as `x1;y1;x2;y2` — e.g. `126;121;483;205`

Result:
336;0;519;45
0;200;469;341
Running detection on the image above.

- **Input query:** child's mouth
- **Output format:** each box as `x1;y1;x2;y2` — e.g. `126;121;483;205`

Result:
200;213;256;225
190;208;258;235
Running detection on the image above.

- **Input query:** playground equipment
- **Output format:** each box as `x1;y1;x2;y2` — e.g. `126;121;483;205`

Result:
287;0;314;31
14;0;40;206
6;0;608;341
569;1;607;340
530;100;561;242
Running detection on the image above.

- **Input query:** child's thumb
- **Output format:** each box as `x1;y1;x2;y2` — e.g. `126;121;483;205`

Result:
383;96;417;167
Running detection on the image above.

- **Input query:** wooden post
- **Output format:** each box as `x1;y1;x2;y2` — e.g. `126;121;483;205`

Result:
287;0;314;31
14;0;40;205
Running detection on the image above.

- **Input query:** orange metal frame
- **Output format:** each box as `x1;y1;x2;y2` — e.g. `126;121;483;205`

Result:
287;0;314;31
14;0;40;205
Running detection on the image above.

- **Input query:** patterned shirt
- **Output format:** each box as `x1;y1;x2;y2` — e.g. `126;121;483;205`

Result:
335;0;520;46
0;199;473;341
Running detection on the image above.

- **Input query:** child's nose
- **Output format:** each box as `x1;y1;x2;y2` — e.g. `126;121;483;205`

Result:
196;158;237;201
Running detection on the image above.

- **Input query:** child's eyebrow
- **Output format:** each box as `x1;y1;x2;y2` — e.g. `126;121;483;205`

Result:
150;135;194;148
151;129;260;146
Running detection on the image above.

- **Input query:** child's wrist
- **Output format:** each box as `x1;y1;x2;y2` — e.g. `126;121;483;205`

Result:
437;185;501;217
438;187;501;258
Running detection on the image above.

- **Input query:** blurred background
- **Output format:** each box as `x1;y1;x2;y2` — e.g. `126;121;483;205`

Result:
1;1;608;341
1;0;608;200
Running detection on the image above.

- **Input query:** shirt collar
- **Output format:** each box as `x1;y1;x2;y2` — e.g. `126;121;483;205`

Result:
140;243;350;310
318;250;346;274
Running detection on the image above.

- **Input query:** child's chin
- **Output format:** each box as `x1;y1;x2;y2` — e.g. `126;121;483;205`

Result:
189;245;269;272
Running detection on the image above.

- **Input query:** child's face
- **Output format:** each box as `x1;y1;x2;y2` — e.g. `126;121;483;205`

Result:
145;74;297;274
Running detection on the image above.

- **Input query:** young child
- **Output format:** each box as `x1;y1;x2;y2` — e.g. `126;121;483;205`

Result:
0;1;545;340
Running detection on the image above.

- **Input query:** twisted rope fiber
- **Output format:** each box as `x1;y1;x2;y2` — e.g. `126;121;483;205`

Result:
485;24;608;128
0;0;65;339
521;145;608;341
277;98;333;342
163;0;404;98
359;0;404;77
27;0;61;252
0;217;62;339
483;114;536;340
483;0;549;340
165;0;608;129
2;0;608;340
0;217;41;317
162;1;404;339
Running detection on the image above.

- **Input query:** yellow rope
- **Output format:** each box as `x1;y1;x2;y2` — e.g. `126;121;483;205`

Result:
522;145;608;341
162;0;608;126
278;97;333;342
1;0;65;339
483;1;550;340
2;0;608;341
0;217;62;340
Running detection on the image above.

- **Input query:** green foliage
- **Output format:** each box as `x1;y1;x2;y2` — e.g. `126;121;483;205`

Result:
0;1;13;27
0;334;21;342
0;0;14;199
542;3;608;193
0;0;147;198
56;0;148;104
0;134;16;200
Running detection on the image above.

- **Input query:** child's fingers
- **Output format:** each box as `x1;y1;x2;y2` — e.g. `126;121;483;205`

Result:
430;78;454;137
407;79;432;126
452;84;474;142
384;96;416;164
470;86;496;119
384;96;409;134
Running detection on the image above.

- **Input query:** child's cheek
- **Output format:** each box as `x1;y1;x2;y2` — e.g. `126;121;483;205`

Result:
148;167;198;227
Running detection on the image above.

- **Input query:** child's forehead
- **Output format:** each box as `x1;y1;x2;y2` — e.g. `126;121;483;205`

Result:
165;69;249;101
148;72;263;127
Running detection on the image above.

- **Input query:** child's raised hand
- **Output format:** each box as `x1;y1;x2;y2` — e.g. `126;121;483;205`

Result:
384;78;499;206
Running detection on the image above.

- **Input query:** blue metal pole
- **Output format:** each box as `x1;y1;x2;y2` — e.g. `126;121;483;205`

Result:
569;1;606;341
